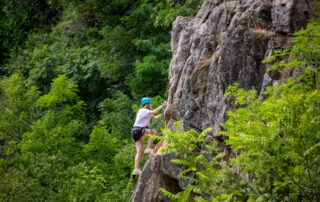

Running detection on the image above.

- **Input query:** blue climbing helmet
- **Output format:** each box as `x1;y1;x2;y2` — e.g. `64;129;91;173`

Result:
140;97;153;106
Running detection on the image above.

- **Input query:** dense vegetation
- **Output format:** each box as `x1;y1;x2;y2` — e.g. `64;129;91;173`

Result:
0;0;202;201
161;19;320;201
1;1;319;201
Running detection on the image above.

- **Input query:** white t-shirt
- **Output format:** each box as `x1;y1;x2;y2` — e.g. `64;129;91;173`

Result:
133;108;152;127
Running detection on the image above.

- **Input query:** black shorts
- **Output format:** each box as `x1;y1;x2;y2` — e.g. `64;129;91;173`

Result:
131;127;147;142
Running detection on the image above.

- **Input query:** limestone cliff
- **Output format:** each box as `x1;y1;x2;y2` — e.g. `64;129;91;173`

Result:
131;0;315;201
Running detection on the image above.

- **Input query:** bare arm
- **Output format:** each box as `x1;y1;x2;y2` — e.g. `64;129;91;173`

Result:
151;114;162;120
149;101;166;115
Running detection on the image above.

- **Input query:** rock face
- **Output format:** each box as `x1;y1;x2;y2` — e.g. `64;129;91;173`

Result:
131;154;183;202
130;154;181;202
131;0;315;201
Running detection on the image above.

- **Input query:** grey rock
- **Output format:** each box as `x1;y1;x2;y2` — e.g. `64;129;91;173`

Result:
131;154;182;202
132;0;315;201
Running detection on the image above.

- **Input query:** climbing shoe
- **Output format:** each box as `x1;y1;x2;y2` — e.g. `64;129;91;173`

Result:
144;147;154;154
132;169;142;175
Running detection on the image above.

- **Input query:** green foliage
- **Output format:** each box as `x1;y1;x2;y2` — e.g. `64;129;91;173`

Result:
0;0;61;63
263;20;320;72
129;55;169;98
68;163;107;202
20;75;86;156
160;122;213;201
0;153;71;201
83;124;119;162
0;0;201;201
112;143;135;175
99;91;135;140
4;32;108;110
2;0;200;107
0;74;137;201
0;76;86;201
37;75;80;107
147;0;204;28
100;144;136;202
220;73;320;200
0;74;40;160
97;25;136;83
0;75;127;201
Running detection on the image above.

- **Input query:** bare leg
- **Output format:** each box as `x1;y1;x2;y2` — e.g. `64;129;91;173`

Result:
144;129;158;149
146;138;153;149
134;139;143;170
134;129;158;172
153;140;163;155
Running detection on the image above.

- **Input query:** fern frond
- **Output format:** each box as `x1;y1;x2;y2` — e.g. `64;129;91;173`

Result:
303;142;320;157
171;159;191;166
160;188;180;202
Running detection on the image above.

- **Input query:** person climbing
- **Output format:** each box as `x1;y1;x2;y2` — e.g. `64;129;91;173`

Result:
131;97;166;175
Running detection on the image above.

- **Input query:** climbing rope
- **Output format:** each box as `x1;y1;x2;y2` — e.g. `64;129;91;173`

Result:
149;102;166;129
149;113;164;129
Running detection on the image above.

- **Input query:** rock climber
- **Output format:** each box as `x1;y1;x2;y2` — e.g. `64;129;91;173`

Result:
131;97;166;175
